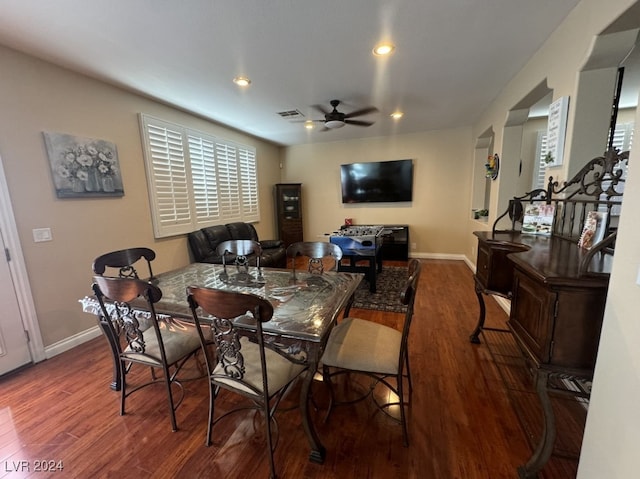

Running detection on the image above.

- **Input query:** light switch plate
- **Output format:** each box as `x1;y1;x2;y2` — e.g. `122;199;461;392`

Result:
636;264;640;286
33;227;52;242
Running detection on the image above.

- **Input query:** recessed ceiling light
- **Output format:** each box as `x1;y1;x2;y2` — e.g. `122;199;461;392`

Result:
390;111;404;119
304;121;314;130
373;43;395;56
233;76;251;87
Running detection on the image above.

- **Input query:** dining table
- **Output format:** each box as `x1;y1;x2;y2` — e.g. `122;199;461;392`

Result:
80;262;363;464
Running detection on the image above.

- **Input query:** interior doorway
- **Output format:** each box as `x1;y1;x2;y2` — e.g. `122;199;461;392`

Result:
0;227;31;374
0;154;43;375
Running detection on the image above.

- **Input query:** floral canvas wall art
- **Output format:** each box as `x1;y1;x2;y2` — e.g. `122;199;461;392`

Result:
44;132;124;198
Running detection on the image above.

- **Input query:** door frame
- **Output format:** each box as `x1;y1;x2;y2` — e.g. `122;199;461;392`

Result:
0;155;44;364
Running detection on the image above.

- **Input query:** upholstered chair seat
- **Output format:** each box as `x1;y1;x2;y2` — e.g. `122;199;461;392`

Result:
123;322;201;367
321;318;401;374
212;336;306;396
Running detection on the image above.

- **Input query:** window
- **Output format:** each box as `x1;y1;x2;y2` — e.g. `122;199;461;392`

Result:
610;122;634;151
601;122;634;215
139;114;259;238
532;130;549;191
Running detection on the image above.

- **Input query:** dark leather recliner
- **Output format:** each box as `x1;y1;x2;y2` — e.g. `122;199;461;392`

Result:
188;222;286;268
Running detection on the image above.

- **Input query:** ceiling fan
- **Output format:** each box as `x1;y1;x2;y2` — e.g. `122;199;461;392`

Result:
304;99;379;130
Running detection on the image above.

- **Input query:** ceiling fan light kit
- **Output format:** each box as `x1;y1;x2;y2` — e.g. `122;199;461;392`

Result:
373;43;395;56
233;76;251;87
325;120;346;129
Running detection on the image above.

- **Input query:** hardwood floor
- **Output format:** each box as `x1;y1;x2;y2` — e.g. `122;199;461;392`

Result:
0;260;584;478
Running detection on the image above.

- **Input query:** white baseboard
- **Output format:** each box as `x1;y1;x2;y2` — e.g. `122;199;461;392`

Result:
44;326;102;359
493;296;511;315
410;252;467;261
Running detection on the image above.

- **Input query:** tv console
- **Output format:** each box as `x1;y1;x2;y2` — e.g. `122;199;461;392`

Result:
380;225;409;261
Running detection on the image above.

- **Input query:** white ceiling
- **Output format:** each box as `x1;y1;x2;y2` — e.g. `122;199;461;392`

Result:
0;0;584;146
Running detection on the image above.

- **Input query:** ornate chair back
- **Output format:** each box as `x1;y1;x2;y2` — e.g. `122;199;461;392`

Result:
92;247;156;280
286;241;343;275
216;239;263;270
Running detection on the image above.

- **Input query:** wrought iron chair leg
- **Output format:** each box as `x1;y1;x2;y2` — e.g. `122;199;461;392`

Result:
205;383;216;446
264;397;277;479
322;364;335;423
397;372;408;447
162;366;178;432
404;352;413;397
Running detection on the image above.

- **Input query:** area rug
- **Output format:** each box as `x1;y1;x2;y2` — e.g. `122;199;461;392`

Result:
350;266;408;313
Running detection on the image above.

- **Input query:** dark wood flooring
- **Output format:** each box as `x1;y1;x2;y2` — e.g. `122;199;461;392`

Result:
0;260;586;478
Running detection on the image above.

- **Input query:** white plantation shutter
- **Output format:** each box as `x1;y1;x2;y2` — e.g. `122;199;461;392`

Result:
215;142;242;221
610;122;634;151
139;114;260;238
239;146;259;222
140;116;193;237
532;131;548;191
601;122;634;215
187;132;220;223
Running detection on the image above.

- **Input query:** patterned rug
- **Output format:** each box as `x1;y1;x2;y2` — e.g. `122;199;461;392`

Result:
351;266;408;313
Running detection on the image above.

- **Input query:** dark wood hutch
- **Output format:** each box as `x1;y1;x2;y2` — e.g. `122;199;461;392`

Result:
470;148;629;478
274;183;303;247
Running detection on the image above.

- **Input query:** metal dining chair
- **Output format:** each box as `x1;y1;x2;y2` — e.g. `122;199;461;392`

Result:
92;247;158;391
216;239;263;268
286;241;343;275
92;275;201;431
321;259;422;446
187;286;308;479
92;247;156;281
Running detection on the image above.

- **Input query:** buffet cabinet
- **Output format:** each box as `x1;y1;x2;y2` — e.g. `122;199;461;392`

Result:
473;232;609;372
470;148;628;479
509;263;607;372
274;183;303;247
472;231;611;479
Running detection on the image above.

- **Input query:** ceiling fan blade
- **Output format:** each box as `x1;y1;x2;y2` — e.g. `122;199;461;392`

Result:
344;106;379;119
344;119;374;127
290;119;325;123
311;104;331;115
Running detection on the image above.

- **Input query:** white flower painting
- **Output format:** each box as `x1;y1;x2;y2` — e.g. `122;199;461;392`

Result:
44;132;124;198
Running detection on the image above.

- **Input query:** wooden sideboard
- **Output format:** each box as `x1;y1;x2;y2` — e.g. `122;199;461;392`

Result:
471;148;628;478
474;232;611;370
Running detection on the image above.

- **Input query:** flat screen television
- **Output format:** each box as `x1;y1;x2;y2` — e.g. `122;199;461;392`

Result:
340;159;413;203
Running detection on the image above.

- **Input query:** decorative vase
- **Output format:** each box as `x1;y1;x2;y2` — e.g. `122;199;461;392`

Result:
72;177;85;193
102;176;115;193
85;167;100;192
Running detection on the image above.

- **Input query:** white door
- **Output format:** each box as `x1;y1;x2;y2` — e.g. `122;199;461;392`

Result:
0;227;31;374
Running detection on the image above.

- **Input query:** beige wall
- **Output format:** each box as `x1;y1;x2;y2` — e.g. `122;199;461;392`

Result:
0;45;282;347
282;128;473;257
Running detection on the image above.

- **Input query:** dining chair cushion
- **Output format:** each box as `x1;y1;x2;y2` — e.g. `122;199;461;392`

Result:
123;322;201;366
212;337;306;396
321;317;401;375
